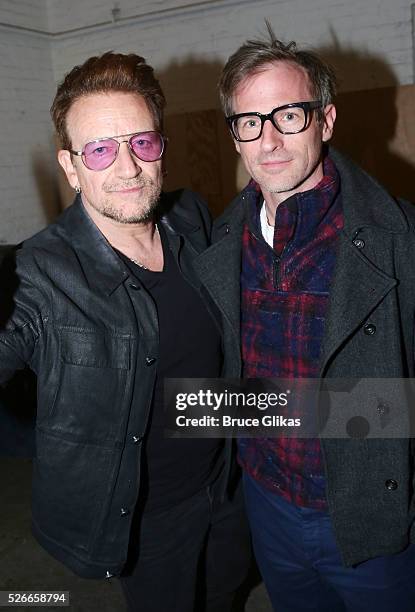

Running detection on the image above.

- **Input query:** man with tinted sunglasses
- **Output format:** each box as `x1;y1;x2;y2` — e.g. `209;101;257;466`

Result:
0;53;250;611
195;24;415;612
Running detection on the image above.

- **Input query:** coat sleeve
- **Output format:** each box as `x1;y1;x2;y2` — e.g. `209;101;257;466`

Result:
177;188;213;242
161;188;213;247
191;191;213;241
0;249;45;383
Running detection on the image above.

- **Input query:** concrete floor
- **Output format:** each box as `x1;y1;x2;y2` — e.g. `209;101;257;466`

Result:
0;457;272;612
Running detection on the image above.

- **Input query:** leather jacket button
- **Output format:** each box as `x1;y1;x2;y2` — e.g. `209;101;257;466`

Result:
364;323;376;335
353;238;365;249
385;479;398;491
120;507;130;516
146;357;156;366
225;224;230;234
130;283;140;290
106;571;114;579
132;435;142;444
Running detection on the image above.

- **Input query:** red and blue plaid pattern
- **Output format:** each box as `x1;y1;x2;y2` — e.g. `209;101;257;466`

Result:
239;156;343;509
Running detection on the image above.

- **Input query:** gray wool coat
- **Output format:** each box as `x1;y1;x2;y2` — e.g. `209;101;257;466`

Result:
194;148;415;566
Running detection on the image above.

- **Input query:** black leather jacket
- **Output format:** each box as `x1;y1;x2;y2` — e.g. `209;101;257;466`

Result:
0;190;217;578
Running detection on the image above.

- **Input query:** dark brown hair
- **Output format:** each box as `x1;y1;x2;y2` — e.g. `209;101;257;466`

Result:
51;52;166;149
219;22;337;118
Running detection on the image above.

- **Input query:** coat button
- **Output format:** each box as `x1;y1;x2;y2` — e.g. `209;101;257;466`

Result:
120;507;130;516
225;224;230;234
132;435;142;444
364;323;376;335
353;238;365;249
385;479;398;491
130;283;140;290
377;403;389;416
146;357;156;366
106;571;114;579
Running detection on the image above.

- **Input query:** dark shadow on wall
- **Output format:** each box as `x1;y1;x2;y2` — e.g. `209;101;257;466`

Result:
158;45;415;217
320;43;415;203
31;147;64;224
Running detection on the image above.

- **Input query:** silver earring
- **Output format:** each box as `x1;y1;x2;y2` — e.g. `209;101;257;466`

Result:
75;186;81;194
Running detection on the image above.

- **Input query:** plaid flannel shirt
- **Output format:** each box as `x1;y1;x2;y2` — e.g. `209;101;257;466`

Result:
238;156;343;509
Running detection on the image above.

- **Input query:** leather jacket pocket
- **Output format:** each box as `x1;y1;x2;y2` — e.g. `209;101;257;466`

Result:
47;328;132;440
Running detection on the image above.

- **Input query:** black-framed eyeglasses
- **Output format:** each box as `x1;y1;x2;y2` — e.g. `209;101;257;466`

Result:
69;130;166;171
226;101;322;142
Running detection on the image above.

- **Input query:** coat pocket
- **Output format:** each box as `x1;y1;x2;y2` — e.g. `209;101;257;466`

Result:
32;429;117;556
60;328;130;369
47;329;132;440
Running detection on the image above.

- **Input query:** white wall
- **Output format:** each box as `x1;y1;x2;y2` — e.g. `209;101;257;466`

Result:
0;0;49;31
1;0;415;241
46;0;200;32
0;1;57;244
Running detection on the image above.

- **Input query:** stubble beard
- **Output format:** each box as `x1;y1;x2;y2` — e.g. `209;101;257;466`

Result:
252;156;320;196
252;169;302;196
99;176;162;224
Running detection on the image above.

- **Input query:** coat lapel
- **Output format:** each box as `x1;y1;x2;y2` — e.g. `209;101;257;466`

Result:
193;227;242;342
320;232;397;374
319;149;408;373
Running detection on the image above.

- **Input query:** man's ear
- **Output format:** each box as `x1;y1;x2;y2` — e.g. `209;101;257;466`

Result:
57;150;80;190
235;140;241;155
322;104;336;143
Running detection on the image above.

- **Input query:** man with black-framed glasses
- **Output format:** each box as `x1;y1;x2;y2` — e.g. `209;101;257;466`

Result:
195;24;415;612
0;52;250;611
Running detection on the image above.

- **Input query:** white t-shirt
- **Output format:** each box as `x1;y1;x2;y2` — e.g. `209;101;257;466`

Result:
260;201;274;247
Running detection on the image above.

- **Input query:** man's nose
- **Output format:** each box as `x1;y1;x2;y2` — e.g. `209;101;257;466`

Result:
260;118;284;151
115;140;142;177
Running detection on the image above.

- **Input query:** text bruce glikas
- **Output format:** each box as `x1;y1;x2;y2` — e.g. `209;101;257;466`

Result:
174;389;301;429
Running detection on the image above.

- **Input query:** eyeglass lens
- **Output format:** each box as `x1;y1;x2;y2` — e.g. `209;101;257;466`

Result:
234;106;307;141
82;131;164;170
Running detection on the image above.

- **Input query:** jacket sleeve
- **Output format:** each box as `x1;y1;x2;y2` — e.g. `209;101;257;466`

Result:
189;191;213;241
0;249;45;383
162;188;213;245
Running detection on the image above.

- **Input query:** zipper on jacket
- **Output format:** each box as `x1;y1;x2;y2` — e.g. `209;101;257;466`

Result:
250;226;286;290
273;255;281;289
